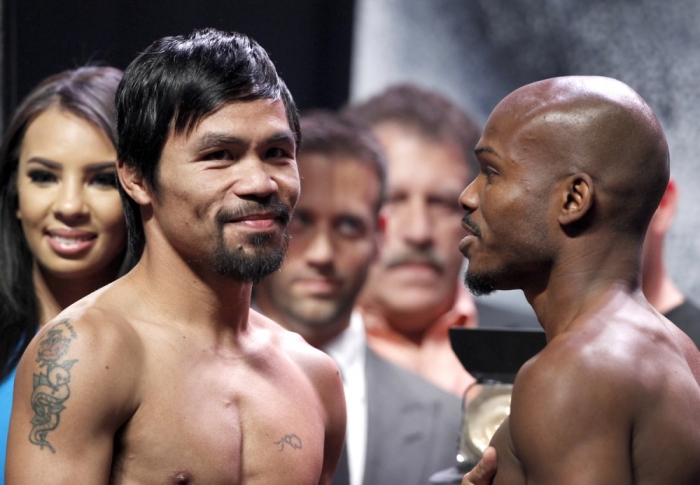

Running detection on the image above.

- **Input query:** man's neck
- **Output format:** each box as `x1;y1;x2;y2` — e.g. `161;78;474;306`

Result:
129;243;253;336
254;292;350;349
370;293;457;346
524;236;642;340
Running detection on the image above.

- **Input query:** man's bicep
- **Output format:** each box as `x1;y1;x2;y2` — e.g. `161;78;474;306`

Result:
316;357;346;485
6;318;136;484
508;361;634;485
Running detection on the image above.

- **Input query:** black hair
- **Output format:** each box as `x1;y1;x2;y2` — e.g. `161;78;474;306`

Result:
116;28;300;258
0;66;132;382
299;110;386;214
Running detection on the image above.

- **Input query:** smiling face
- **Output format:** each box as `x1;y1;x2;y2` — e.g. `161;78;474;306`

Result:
139;98;300;283
256;153;380;344
359;122;470;332
458;99;557;295
15;107;126;280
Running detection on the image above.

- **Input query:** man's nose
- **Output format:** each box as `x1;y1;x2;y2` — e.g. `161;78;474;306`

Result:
305;228;334;266
234;159;279;199
459;178;479;213
402;198;432;247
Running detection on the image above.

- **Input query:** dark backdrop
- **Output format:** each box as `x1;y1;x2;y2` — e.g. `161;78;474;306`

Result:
3;0;354;126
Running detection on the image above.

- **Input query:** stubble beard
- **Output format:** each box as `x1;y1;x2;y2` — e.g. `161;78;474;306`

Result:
211;200;291;284
464;269;501;296
212;230;289;285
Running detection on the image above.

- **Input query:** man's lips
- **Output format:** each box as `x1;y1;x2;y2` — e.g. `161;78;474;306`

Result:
229;213;281;229
461;214;481;237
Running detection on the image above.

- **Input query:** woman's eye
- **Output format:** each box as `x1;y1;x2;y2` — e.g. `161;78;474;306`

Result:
28;170;56;184
91;172;118;188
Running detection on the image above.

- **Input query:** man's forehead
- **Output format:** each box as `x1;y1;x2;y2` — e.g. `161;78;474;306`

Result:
171;98;291;142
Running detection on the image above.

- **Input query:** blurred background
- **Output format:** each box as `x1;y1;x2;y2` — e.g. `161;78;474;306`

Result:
4;0;700;312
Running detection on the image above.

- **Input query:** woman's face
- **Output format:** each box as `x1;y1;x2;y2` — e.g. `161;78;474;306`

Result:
15;106;126;280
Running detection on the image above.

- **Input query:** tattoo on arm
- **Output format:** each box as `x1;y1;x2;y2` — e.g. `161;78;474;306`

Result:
28;319;78;453
275;434;302;451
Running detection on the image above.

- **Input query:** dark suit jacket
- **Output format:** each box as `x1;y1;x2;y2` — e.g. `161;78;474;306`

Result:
361;348;462;485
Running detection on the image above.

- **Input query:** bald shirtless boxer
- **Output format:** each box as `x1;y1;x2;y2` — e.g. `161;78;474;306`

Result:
459;76;700;484
6;28;345;484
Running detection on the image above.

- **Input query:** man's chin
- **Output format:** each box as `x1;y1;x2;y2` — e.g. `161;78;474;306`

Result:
289;302;346;330
464;270;500;297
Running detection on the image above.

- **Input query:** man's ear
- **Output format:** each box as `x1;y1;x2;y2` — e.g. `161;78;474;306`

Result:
117;159;153;205
557;173;594;226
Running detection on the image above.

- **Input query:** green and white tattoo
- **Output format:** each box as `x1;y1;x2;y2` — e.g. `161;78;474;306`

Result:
29;319;78;453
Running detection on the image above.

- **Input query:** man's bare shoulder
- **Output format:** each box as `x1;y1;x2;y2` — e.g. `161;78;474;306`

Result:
502;299;700;484
249;309;343;387
519;303;695;398
20;286;146;399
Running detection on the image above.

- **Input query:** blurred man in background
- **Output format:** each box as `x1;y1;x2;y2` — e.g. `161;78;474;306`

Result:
345;84;537;396
256;111;462;485
642;178;700;346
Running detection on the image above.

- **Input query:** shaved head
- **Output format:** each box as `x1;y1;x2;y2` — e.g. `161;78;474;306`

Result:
461;76;670;295
495;76;669;238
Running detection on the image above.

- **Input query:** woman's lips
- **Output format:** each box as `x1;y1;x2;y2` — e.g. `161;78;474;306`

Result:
45;229;97;255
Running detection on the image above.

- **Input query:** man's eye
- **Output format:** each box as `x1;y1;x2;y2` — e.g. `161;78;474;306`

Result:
91;172;118;188
28;170;56;184
385;193;407;205
429;197;461;213
289;212;313;233
482;167;497;179
204;150;233;161
336;217;365;238
266;147;288;159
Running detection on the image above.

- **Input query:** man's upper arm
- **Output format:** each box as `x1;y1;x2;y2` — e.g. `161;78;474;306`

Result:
317;356;346;485
6;317;140;484
507;347;637;485
301;348;346;485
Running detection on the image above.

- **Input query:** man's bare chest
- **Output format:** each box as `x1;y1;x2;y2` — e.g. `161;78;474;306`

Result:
110;358;326;484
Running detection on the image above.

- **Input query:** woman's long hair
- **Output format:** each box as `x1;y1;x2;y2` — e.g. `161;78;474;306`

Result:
0;66;134;382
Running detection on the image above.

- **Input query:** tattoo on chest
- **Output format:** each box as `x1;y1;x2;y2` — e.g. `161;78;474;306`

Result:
28;319;78;453
275;434;302;451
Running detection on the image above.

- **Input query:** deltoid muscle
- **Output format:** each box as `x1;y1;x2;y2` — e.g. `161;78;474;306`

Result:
29;319;78;453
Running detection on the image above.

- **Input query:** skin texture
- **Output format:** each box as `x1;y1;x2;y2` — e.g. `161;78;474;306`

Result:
7;99;346;484
459;76;700;485
15;107;126;324
255;152;381;348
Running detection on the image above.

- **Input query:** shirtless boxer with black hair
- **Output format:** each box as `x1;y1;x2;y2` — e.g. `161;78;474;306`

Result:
6;28;345;485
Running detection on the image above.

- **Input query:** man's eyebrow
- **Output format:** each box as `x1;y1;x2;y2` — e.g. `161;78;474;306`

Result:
193;133;246;151
475;146;499;157
266;130;297;148
193;130;296;151
26;158;116;171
